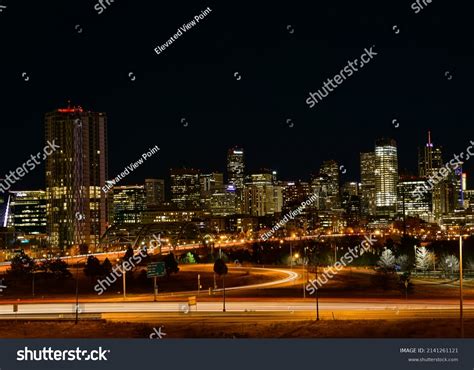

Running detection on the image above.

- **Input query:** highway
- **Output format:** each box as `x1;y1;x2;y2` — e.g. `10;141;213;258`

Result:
1;300;474;317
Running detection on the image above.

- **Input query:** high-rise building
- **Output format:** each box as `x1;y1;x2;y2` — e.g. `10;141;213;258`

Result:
374;138;398;217
227;147;245;189
227;147;245;213
418;131;443;178
282;181;311;211
210;189;237;216
200;173;224;209
243;172;281;216
341;182;361;224
170;168;201;209
360;152;376;216
8;190;47;234
111;185;146;225
45;105;108;250
145;178;165;207
310;174;330;211
397;177;433;223
320;160;340;209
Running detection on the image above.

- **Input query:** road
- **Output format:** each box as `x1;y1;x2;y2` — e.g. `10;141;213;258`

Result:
1;300;474;320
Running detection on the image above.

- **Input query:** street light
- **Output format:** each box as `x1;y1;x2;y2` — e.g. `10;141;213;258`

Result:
74;255;88;325
459;233;464;338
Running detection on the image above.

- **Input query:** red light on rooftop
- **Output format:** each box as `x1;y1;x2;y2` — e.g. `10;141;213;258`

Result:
58;106;84;113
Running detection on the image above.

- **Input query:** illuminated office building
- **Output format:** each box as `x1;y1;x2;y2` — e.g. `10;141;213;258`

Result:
111;185;146;225
375;138;398;217
360;152;376;216
227;147;245;190
243;172;282;216
341;182;361;224
282;181;311;211
210;189;237;216
310;174;331;211
320;160;340;209
418;131;443;178
145;178;165;207
227;147;245;213
45;106;108;250
397;178;433;222
8;190;47;235
200;173;225;209
170;168;201;209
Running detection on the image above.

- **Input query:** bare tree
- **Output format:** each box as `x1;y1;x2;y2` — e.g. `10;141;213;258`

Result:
378;249;395;271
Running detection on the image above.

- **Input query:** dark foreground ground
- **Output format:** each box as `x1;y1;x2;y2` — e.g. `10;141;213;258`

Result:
0;318;472;338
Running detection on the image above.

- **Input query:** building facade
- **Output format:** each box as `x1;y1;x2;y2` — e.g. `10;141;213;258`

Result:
374;138;398;217
360;152;376;216
111;185;146;225
145;178;165;207
8;190;47;235
45;106;108;250
170;168;201;209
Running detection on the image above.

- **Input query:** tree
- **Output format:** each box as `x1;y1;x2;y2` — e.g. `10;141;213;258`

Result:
8;253;36;279
185;252;197;264
48;258;72;279
440;255;459;277
163;253;179;277
415;247;432;272
213;258;228;312
101;258;113;276
83;255;102;280
377;249;395;271
396;255;411;272
123;246;134;263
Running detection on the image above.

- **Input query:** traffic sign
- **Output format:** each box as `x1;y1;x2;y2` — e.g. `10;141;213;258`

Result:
147;262;165;278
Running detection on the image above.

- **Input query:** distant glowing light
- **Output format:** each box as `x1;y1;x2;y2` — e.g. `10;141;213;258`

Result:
58;106;84;113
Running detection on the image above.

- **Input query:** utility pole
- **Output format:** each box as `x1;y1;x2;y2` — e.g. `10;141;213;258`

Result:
123;269;127;299
75;260;80;325
315;264;319;321
459;234;464;338
198;274;201;296
290;243;293;271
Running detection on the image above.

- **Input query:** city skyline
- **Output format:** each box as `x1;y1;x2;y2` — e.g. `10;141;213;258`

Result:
1;1;473;191
1;111;471;194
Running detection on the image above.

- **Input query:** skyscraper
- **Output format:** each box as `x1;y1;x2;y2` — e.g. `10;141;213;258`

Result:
360;152;376;216
200;173;224;209
145;178;165;207
418;131;443;177
397;177;433;223
170;168;201;209
243;172;281;216
227;147;245;190
45;105;108;250
374;138;398;217
320;160;340;209
227;147;245;213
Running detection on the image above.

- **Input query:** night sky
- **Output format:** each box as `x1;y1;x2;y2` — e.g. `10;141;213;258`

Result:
0;0;473;190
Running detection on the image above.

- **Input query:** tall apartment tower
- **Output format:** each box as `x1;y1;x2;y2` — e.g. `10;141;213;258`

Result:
45;105;108;250
374;138;398;217
360;152;376;216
